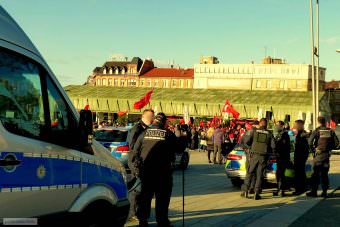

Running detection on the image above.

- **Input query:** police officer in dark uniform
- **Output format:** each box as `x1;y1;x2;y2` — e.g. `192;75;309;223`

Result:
240;121;258;194
293;119;310;195
131;113;178;227
241;118;276;200
127;109;154;220
273;120;291;197
307;116;339;198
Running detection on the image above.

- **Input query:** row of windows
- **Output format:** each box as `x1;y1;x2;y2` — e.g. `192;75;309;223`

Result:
96;78;192;88
102;67;136;75
255;80;304;89
195;66;307;75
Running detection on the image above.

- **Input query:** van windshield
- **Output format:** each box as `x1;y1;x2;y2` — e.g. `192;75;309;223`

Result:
94;130;128;142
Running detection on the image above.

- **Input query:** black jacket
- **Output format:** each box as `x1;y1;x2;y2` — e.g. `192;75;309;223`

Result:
131;125;178;178
274;129;291;161
294;130;309;161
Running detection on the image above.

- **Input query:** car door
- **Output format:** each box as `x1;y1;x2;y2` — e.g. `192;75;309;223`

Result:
0;47;82;218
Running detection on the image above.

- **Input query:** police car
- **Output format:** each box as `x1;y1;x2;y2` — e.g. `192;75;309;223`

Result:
225;133;313;187
94;127;132;168
0;6;129;226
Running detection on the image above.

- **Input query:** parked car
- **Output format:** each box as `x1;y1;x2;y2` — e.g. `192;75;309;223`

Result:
0;6;129;226
225;145;313;187
94;127;132;168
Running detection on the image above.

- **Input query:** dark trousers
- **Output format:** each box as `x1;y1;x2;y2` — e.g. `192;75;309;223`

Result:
294;157;307;193
245;151;256;190
242;154;267;194
311;155;330;192
213;143;222;164
276;159;288;191
207;149;213;162
137;175;172;224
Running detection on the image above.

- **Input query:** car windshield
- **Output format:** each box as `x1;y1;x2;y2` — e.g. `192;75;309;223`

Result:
94;130;128;142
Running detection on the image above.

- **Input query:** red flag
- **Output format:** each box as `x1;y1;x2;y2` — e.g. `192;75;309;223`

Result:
133;89;154;110
84;104;90;110
117;110;128;117
222;99;240;119
331;120;336;130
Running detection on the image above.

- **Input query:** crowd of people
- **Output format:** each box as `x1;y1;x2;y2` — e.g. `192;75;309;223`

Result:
95;110;339;226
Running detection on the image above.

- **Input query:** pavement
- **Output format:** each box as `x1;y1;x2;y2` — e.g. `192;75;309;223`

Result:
125;151;340;227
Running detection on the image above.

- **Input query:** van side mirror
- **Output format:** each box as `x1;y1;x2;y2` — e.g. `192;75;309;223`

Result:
79;109;93;145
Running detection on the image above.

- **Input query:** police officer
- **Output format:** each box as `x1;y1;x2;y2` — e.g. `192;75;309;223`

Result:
127;109;155;221
241;118;276;200
240;122;258;194
273;120;291;197
307;116;339;197
293;119;310;195
132;113;178;227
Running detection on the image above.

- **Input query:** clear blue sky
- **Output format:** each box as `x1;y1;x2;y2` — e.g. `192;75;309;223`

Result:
1;0;340;85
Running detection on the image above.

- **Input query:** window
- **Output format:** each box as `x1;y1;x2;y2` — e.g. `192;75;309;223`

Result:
115;68;119;74
179;80;184;88
97;79;101;86
108;79;112;86
147;80;151;87
187;80;191;88
0;48;78;149
114;79;118;86
103;68;107;74
102;78;106;86
172;80;177;88
120;80;125;86
109;68;113;74
267;80;272;89
46;76;77;148
154;80;159;87
140;79;145;86
296;80;303;89
279;80;284;89
0;49;45;139
162;80;168;88
256;80;261;88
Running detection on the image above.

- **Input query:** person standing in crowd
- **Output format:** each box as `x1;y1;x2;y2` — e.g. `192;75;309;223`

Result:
293;119;310;195
272;120;291;197
191;126;199;150
206;126;215;163
241;118;275;200
131;113;178;227
212;125;225;164
127;109;155;221
240;122;256;194
199;127;208;152
307;116;339;197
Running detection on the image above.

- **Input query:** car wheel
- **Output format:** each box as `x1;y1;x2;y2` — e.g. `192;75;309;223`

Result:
231;178;243;187
80;200;127;227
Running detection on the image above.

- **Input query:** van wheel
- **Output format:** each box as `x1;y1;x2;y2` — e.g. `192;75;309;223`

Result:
80;200;126;227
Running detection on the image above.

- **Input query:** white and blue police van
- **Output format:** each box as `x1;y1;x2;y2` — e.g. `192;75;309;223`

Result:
0;6;129;226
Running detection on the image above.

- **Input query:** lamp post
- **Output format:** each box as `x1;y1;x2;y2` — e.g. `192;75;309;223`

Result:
309;0;316;129
316;0;320;121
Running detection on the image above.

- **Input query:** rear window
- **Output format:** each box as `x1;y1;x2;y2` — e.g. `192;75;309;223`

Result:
94;130;128;142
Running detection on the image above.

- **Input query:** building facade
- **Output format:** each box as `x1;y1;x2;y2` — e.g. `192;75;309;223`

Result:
87;57;193;88
194;56;326;91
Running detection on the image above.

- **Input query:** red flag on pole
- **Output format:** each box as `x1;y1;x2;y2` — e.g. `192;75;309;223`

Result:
133;89;154;110
222;99;240;119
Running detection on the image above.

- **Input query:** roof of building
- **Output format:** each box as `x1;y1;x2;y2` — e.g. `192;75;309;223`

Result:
93;57;143;73
64;85;331;118
140;68;194;78
325;80;340;90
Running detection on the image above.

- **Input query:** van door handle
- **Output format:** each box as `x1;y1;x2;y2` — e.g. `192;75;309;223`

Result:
0;158;21;166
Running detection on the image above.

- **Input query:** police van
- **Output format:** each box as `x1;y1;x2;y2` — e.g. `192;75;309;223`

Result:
0;6;129;226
